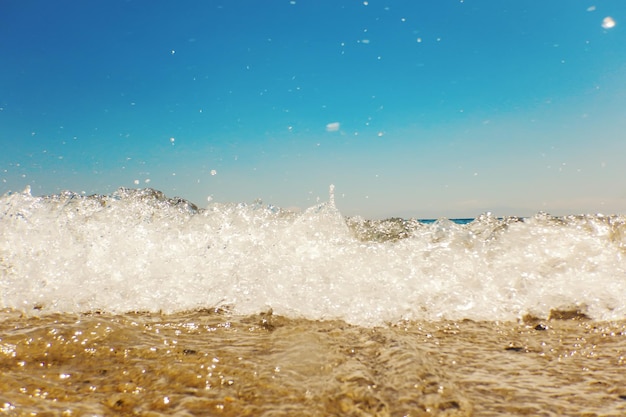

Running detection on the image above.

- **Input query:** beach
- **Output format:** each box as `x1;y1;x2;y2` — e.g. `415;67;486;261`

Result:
1;309;624;416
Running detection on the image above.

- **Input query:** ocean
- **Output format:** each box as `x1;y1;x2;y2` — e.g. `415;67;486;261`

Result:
1;187;625;416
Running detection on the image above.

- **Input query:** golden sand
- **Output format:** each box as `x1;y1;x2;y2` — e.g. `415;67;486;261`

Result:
0;309;624;416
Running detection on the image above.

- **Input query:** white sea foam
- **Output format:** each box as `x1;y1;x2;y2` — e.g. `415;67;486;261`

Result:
1;187;625;326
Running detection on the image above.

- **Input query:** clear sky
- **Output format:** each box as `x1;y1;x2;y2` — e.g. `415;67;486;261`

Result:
1;1;625;218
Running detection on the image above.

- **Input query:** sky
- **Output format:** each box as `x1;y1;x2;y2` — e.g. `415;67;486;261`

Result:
1;0;626;219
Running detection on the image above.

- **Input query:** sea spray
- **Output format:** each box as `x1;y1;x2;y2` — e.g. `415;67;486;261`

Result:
1;187;625;325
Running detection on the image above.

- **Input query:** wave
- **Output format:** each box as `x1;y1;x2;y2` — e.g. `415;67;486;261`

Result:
1;187;625;326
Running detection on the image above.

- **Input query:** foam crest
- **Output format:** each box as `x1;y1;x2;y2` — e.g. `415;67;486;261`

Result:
1;188;625;325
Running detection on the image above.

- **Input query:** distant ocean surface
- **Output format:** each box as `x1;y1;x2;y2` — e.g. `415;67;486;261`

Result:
1;187;625;415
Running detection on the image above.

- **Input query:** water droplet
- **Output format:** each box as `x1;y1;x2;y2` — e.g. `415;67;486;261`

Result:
602;16;616;29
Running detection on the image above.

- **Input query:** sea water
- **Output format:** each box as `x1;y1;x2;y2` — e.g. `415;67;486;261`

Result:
1;187;625;416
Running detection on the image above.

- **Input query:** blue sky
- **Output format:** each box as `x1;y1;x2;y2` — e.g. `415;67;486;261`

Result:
1;1;625;218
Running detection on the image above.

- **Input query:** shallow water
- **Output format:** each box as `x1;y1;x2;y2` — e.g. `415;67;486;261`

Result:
2;188;626;415
1;309;625;416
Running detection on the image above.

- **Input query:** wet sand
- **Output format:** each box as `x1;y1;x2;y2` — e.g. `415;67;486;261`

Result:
0;309;624;416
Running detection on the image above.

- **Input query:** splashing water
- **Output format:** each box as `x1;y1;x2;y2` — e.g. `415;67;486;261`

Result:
1;187;625;326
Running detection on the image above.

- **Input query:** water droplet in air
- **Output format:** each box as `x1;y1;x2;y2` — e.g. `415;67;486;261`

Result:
602;17;616;29
326;122;340;132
